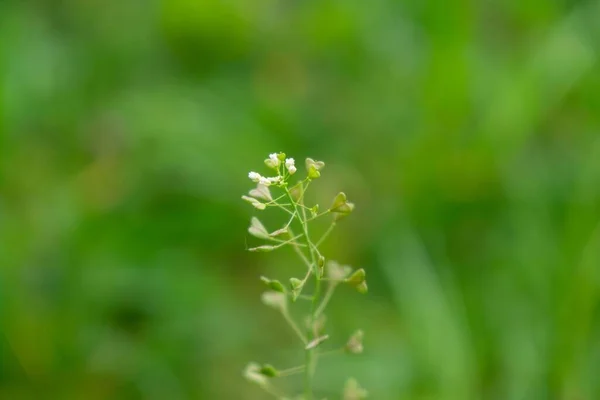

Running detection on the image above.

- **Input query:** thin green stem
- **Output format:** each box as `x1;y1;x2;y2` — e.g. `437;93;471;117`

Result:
267;236;307;247
307;273;322;392
263;193;288;205
300;264;312;286
314;283;336;319
289;293;313;301
287;227;311;269
316;222;336;247
270;235;306;249
272;203;295;216
281;310;307;344
317;348;344;358
277;365;306;377
282;183;319;400
306;210;331;222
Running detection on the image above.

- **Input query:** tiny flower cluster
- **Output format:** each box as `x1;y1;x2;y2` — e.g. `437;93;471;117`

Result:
285;157;296;174
248;171;282;187
247;152;298;188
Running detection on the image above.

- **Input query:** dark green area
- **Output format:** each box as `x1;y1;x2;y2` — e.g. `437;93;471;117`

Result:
1;0;600;399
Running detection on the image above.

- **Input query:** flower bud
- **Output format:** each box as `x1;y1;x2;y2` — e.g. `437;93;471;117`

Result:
285;158;297;175
258;176;272;186
248;171;262;182
265;153;281;169
318;255;325;276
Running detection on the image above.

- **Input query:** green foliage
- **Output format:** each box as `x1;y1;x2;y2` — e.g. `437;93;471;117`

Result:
2;0;600;398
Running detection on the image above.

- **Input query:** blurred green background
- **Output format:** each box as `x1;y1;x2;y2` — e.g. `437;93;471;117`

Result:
2;0;600;399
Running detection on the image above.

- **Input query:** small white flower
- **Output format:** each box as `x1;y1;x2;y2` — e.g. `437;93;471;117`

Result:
259;176;272;186
285;158;296;175
269;153;281;167
248;171;262;182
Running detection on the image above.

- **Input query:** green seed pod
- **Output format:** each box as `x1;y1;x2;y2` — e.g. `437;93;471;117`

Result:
248;217;270;239
259;364;279;377
356;281;368;294
249;245;276;252
260;276;285;293
345;269;366;285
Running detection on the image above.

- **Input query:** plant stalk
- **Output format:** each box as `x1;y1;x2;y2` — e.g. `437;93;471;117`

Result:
283;183;320;400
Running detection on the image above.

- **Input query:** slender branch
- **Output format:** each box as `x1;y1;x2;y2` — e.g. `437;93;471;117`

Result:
289;293;313;301
282;183;319;400
316;222;336;247
300;264;312;286
317;348;344;358
287;226;311;269
277;365;306;377
314;283;336;319
270;235;306;249
284;210;298;229
267;236;307;247
272;203;295;216
281;310;307;344
263;193;288;205
306;210;331;222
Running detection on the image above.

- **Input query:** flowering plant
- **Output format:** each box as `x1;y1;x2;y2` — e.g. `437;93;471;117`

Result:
242;152;368;399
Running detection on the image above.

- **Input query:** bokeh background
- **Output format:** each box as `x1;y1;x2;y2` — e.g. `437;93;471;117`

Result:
2;0;600;399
